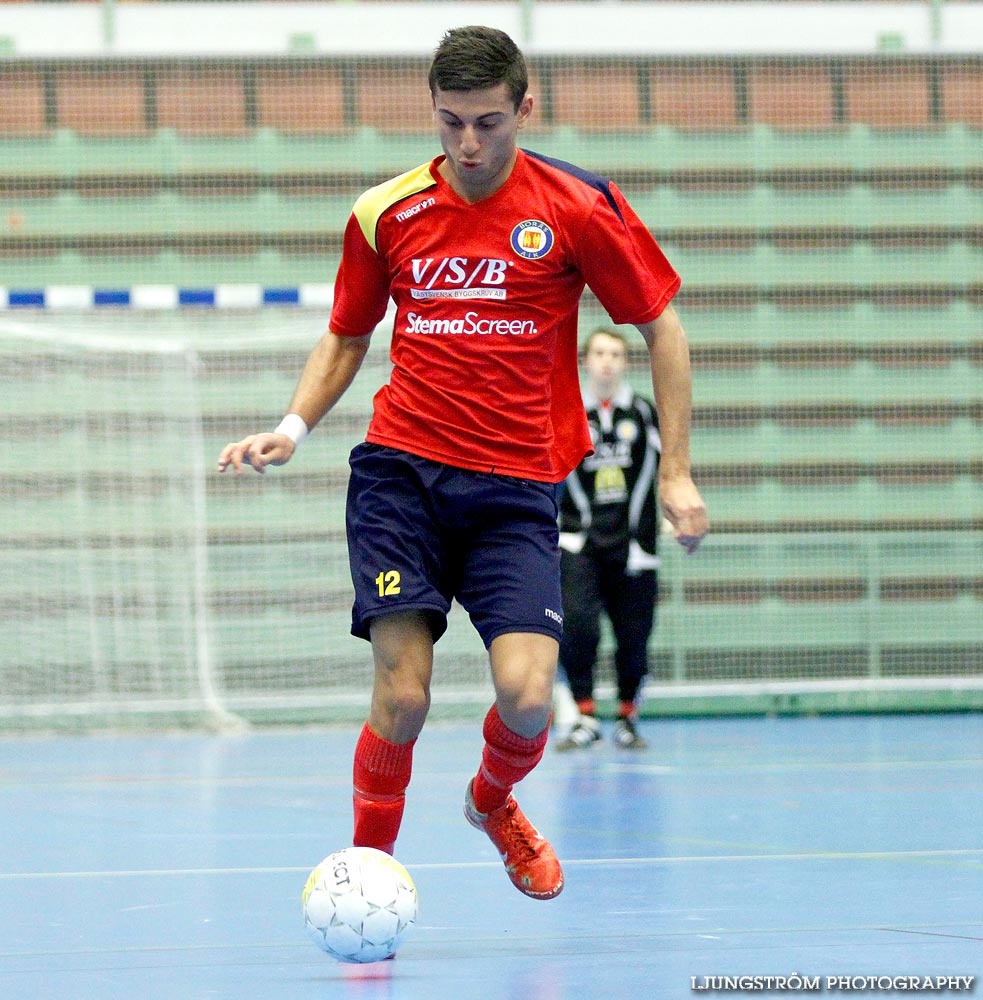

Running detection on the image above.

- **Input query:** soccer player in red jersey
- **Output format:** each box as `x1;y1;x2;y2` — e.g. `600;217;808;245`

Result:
218;26;708;904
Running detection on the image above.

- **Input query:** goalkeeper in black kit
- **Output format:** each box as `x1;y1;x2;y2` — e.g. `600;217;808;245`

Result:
556;328;662;751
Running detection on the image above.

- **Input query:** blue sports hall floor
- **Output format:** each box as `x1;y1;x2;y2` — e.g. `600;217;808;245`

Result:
0;713;980;1000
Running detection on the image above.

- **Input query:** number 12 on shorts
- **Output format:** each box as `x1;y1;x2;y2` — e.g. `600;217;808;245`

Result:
375;570;401;597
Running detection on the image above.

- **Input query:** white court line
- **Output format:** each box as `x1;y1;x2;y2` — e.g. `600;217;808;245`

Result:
3;756;982;789
1;848;981;881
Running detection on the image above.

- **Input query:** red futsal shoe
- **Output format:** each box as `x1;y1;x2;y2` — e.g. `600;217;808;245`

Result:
464;782;564;900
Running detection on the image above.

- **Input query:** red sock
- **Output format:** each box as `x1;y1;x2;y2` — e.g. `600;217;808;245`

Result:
470;704;549;815
576;698;596;717
352;724;415;855
618;701;637;720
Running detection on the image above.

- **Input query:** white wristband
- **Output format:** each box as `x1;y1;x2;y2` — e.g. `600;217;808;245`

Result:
274;413;309;447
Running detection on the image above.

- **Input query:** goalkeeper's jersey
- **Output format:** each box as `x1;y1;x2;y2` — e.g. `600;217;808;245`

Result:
329;148;679;483
558;384;662;569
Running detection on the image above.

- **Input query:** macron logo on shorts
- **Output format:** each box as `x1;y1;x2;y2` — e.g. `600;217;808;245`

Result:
545;608;563;626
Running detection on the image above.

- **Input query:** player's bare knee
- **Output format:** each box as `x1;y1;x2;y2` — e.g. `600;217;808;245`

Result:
370;677;430;743
495;681;553;737
385;681;431;728
502;663;554;707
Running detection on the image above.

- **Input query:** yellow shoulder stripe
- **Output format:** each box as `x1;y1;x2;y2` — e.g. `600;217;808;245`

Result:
352;163;437;252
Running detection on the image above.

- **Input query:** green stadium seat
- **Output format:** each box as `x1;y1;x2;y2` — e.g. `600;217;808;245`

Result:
3;122;978;182
0;249;337;288
3;181;978;282
682;302;983;346
691;357;981;405
0;189;351;238
631;183;981;232
672;241;982;289
701;477;981;528
693;420;979;467
751;123;978;172
874;600;983;646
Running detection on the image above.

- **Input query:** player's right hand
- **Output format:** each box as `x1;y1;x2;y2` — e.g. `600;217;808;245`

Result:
659;476;709;555
217;433;295;475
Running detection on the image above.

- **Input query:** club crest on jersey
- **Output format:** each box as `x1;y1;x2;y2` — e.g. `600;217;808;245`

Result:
510;220;554;260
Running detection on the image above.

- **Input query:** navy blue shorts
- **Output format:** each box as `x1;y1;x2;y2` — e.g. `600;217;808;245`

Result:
346;443;564;648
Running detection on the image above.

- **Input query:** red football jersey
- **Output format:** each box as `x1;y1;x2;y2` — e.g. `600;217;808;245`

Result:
329;149;680;482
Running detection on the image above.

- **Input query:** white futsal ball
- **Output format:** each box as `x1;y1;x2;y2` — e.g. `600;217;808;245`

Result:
302;847;418;963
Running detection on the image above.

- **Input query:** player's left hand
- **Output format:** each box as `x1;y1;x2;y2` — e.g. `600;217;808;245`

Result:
659;477;709;554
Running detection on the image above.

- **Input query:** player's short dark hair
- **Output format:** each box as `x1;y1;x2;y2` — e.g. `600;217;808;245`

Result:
428;26;528;111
